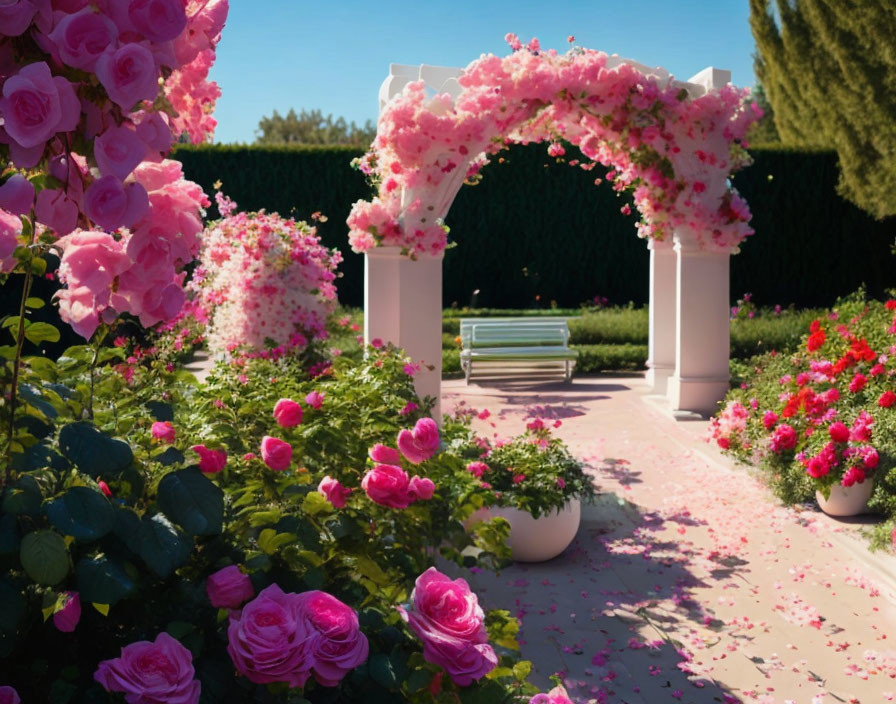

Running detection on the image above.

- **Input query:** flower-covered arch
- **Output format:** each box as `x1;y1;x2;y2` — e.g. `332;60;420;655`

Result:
350;37;762;418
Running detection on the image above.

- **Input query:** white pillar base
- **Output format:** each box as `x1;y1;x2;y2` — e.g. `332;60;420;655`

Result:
668;237;731;417
645;240;677;396
365;248;443;421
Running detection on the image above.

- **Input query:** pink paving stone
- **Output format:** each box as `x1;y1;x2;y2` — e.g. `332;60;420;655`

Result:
442;375;896;704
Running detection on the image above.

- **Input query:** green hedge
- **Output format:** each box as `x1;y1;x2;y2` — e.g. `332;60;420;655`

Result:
172;144;896;309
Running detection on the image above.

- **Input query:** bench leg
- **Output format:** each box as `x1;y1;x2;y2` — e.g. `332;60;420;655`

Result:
565;360;572;384
465;359;472;385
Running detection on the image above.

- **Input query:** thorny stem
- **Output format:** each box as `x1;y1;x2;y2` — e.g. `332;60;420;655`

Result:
4;266;34;486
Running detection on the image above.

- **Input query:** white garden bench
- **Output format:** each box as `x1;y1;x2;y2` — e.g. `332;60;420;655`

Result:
459;318;577;384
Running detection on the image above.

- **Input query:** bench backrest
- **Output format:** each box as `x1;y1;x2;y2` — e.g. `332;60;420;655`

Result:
460;319;570;349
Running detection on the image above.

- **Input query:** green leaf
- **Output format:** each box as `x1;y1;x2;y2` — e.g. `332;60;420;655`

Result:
301;491;333;517
76;556;135;606
2;475;43;515
404;668;433;693
20;530;70;585
0;579;25;657
135;514;191;578
45;486;116;542
24;322;60;345
458;679;508;704
29;257;47;276
24;297;45;309
18;384;58;419
257;529;297;555
2;316;20;330
369;653;398;689
157;468;224;536
58;421;133;477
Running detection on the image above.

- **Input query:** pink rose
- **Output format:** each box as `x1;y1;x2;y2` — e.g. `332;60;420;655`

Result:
305;390;324;409
368;443;401;465
128;0;188;43
828;421;850;444
206;565;253;609
318;476;351;508
98;480;112;497
408;475;435;501
0;0;37;36
361;464;413;509
466;461;488;478
294;590;369;686
35;188;79;237
85;176;149;231
0;686;20;704
273;398;303;428
191;444;226;474
95;42;160;110
397;417;440;464
0;62;79;149
49;8;119;71
56;286;101;339
134;111;173;155
769;423;797;453
0;209;21;260
94;632;200;704
401;567;497;686
151;421;176;444
0;174;34;215
95;125;148;180
530;686;575;704
57;230;132;296
260;436;292;471
226;584;316;688
53;591;81;633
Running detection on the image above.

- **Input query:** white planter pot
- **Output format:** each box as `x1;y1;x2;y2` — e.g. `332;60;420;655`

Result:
816;481;874;517
465;499;581;562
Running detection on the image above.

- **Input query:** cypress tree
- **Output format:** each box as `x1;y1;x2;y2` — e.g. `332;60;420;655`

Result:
750;0;896;219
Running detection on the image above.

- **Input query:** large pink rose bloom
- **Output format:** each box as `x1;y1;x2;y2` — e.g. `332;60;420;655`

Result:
397;417;440;464
273;398;302;428
128;0;188;43
57;230;131;296
0;62;79;149
49;8;119;71
318;475;351;508
85;176;149;232
260;436;292;471
94;631;200;704
361;464;413;509
401;567;497;686
0;686;20;704
368;443;401;465
530;686;575;703
206;565;253;609
226;584;315;687
295;590;369;686
95;125;148;180
95;42;159;110
0;0;37;36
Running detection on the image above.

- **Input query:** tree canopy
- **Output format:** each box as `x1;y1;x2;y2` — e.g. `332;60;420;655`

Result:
750;0;896;219
255;108;377;147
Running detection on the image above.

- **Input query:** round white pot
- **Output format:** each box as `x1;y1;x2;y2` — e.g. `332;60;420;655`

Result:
816;480;874;517
465;499;581;562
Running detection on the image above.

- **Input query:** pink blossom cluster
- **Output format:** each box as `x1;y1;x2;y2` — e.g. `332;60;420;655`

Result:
226;583;369;688
347;36;761;257
399;567;498;685
0;1;227;338
194;194;342;359
709;400;749;450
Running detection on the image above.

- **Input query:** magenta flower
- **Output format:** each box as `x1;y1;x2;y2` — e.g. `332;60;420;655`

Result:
397;417;440;464
273;398;303;428
305;390;325;409
260;436;292;471
0;686;20;704
362;464;414;509
52;591;81;633
151;421;176;444
318;476;352;508
191;445;227;474
94;632;200;704
369;443;402;465
206;565;254;610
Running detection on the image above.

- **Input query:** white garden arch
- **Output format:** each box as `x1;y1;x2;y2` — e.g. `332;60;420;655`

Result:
359;52;753;420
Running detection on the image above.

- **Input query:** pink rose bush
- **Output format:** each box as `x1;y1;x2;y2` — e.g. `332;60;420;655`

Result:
348;36;760;258
191;193;342;360
94;632;200;704
398;417;441;464
226;584;368;688
400;568;498;685
0;0;227;339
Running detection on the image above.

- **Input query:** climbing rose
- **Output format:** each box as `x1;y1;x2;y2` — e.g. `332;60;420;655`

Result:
53;591;81;633
369;443;402;464
206;565;253;609
0;174;34;215
191;445;227;474
151;421;176;444
95;42;160;110
397;417;440;464
260;436;292;471
828;422;850;444
50;9;119;71
408;475;435;500
318;476;352;508
273;398;303;428
293;590;369;687
400;568;497;686
0;62;79;150
94;632;200;704
0;687;20;704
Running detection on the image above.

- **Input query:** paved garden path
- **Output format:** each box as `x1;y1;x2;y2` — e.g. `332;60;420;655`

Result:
442;375;896;704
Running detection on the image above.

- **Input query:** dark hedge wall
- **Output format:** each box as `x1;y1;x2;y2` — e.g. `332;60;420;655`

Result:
171;143;896;308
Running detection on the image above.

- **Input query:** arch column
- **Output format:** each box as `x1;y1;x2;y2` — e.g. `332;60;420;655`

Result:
645;238;677;395
667;230;731;416
365;248;444;421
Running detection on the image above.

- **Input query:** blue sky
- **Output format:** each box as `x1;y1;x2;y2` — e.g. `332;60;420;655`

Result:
209;0;756;144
